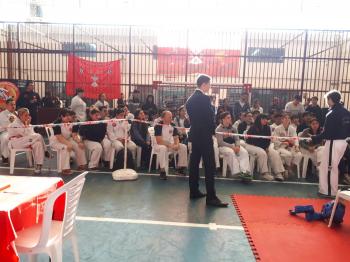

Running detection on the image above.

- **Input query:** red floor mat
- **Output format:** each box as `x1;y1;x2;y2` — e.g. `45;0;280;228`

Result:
231;194;350;262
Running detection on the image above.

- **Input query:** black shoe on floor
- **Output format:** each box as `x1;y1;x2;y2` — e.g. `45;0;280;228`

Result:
44;151;51;158
2;156;8;164
160;171;167;180
176;167;187;176
206;197;229;208
103;161;110;168
317;192;335;199
190;191;207;199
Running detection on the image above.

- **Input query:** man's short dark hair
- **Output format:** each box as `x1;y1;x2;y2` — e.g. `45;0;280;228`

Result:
59;108;71;118
98;106;107;111
134;109;143;119
302;112;311;118
311;96;318;101
6;98;14;104
291;114;299;121
196;74;211;88
274;113;283;118
220;111;231;120
115;108;125;116
25;80;34;88
90;108;100;115
75;88;84;94
252;110;260;115
178;105;185;113
294;94;302;101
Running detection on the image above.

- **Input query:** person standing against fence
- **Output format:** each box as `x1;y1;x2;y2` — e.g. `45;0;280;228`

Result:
233;92;250;119
311;90;350;197
16;80;41;125
186;74;228;207
70;88;87;122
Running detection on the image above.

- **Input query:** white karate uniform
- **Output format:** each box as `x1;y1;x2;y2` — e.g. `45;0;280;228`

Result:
70;95;86;122
319;140;347;196
273;124;302;166
49;123;87;170
0;109;16;158
84;140;103;169
245;143;285;175
300;146;324;167
94;100;109;109
107;120;137;160
8;118;45;165
219;145;250;175
212;136;221;168
154;123;188;169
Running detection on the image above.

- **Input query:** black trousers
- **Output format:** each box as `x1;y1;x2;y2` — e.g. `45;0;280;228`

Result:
189;137;216;199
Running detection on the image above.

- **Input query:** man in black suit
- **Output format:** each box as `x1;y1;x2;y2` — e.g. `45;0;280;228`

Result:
186;75;228;207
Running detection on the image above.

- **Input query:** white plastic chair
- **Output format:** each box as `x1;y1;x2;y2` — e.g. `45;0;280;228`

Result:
136;146;142;168
328;189;350;227
15;171;88;262
301;155;311;179
220;154;228;177
148;127;177;174
8;141;33;174
44;126;62;173
188;141;227;177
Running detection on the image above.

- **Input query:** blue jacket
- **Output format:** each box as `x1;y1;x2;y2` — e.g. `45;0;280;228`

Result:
312;103;350;143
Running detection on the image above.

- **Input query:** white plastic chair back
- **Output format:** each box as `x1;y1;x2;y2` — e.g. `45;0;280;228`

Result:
148;127;156;146
36;172;88;248
44;126;55;144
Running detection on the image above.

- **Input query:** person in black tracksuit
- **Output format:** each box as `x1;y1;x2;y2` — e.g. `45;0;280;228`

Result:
130;109;151;168
186;75;228;207
312;90;350;197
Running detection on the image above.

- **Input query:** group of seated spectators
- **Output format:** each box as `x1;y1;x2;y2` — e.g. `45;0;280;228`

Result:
2;85;350;185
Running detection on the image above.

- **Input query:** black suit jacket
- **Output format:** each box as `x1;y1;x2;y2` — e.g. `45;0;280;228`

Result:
186;90;216;143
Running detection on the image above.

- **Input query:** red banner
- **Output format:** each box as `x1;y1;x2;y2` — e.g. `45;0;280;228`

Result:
66;55;121;99
157;47;240;77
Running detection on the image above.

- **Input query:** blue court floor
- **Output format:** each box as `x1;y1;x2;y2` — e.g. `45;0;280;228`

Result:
2;151;323;262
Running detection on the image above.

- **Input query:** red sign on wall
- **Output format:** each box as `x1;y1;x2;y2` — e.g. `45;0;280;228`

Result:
157;47;240;77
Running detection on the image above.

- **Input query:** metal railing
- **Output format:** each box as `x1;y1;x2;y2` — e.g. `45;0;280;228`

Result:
0;22;349;109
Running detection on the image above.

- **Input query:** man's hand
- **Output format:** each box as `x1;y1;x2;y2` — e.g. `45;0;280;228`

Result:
233;146;240;154
78;141;85;149
118;138;126;145
174;144;180;150
308;146;315;153
67;143;73;152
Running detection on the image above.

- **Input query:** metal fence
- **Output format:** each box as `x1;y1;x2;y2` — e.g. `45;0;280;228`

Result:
1;22;350;110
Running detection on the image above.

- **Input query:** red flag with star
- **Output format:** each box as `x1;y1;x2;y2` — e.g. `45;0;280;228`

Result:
66;55;121;99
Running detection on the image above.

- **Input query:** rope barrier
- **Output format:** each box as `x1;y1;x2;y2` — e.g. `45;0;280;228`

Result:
3;117;313;141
